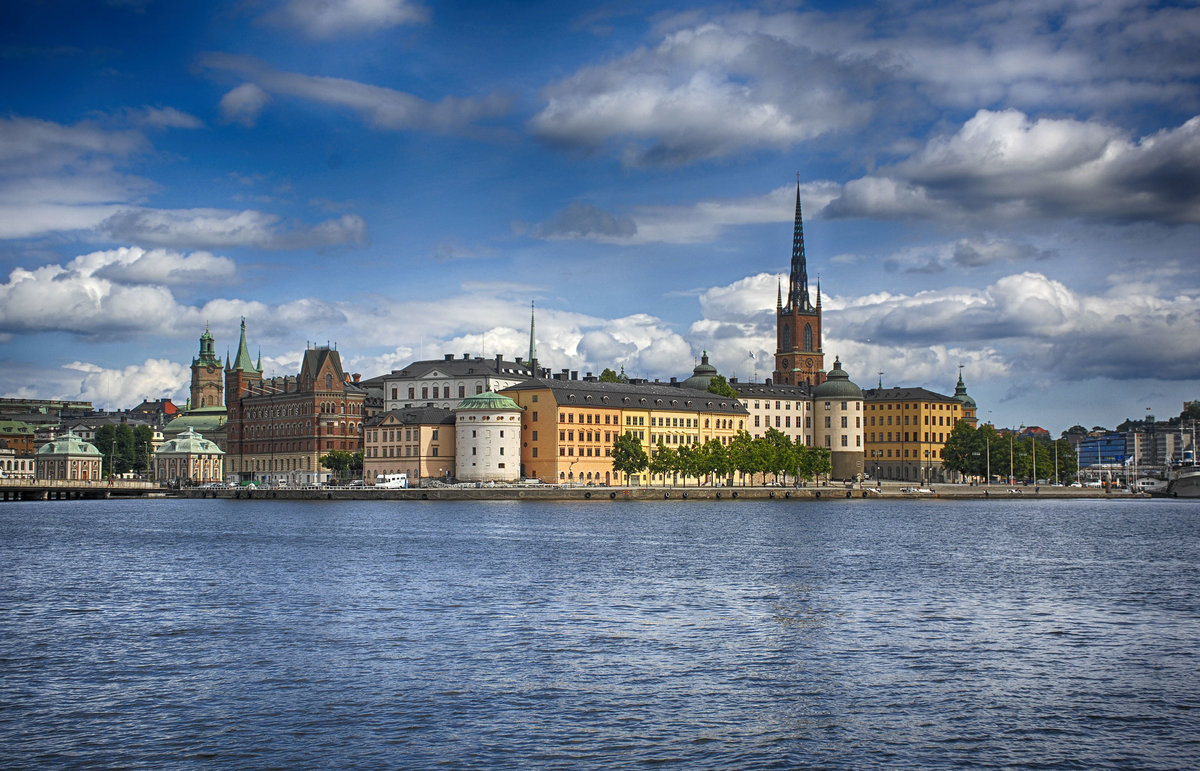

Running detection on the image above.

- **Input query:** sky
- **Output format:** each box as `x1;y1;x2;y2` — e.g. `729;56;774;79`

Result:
1;0;1198;434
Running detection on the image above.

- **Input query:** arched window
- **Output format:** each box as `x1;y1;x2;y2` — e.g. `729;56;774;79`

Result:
804;324;813;351
782;326;791;351
325;374;333;390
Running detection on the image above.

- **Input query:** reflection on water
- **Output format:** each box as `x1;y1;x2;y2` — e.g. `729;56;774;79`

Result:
1;498;1198;768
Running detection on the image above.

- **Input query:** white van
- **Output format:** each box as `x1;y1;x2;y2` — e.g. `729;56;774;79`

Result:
376;473;408;489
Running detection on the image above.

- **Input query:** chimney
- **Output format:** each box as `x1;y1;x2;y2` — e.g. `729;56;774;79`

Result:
445;354;453;361
495;353;502;371
571;371;578;380
353;373;361;383
670;377;677;384
463;353;470;360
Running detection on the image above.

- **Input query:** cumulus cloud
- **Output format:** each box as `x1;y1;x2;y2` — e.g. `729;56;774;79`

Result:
825;110;1200;224
73;246;236;285
97;208;367;250
529;18;874;166
219;83;271;127
64;359;191;410
881;237;1055;274
531;202;637;241
262;0;428;39
200;53;510;135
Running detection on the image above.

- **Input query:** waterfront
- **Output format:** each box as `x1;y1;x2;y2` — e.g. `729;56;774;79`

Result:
2;499;1198;769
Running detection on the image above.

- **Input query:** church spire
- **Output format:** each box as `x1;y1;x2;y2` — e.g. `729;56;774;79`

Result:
527;301;538;374
787;176;811;312
231;317;257;373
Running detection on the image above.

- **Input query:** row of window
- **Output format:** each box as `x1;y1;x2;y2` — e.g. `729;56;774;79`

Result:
868;432;949;444
366;446;440;458
367;428;440;443
868;402;959;411
869;414;957;427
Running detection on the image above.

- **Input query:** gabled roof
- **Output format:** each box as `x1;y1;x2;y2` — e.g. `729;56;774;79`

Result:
299;346;346;390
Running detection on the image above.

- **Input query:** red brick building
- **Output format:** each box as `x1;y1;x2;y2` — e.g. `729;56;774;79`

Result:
224;320;365;485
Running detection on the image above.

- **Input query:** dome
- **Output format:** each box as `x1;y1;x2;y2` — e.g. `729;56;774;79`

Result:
157;427;223;455
681;350;720;390
812;357;863;399
37;430;102;457
455;391;521;411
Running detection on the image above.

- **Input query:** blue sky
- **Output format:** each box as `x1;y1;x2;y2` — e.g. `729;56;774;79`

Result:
1;0;1198;433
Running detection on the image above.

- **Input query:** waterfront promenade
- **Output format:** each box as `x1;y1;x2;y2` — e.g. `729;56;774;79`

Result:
180;481;1125;503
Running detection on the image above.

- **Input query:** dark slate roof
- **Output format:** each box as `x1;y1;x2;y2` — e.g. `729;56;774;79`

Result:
731;381;812;399
862;386;957;403
503;378;748;415
389;355;533;380
367;407;455;427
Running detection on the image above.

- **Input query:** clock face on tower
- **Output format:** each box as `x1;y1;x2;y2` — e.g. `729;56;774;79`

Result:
806;357;814;368
782;358;790;369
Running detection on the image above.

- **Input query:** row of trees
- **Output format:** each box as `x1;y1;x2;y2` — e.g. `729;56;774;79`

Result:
611;429;832;486
941;422;1078;482
95;424;155;477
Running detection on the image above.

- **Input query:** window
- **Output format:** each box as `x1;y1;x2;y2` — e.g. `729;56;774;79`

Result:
532;412;538;421
476;386;483;394
432;429;438;439
422;387;429;399
824;402;831;410
841;416;848;429
532;448;538;458
432;447;438;457
532;431;538;441
408;388;415;399
825;416;832;429
841;435;848;447
391;388;397;400
459;386;465;398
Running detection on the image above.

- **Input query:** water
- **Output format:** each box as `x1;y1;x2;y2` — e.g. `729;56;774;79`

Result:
1;498;1198;769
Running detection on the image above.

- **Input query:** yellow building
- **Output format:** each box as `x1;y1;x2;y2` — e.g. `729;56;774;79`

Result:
363;407;455;484
501;377;749;485
862;386;969;484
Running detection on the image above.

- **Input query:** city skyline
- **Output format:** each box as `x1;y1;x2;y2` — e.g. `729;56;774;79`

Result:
1;0;1197;433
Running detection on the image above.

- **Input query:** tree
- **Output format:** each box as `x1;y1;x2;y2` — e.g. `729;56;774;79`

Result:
941;420;983;478
762;429;793;483
707;374;739;399
648;442;675;483
728;431;756;485
598;368;621;383
611;431;649;484
320;450;356;481
797;444;831;483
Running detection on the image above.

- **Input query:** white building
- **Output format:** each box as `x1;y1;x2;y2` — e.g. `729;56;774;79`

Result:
382;354;535;412
454;392;522;483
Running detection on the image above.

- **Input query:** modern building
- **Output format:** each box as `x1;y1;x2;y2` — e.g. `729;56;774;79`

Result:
862;384;969;483
773;181;825;387
35;430;104;481
224;322;366;485
153;427;224;485
455;392;523;483
363;407;455;484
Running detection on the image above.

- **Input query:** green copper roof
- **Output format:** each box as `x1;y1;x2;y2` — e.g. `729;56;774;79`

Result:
812;357;863;399
954;372;977;408
455;391;521;411
36;429;102;457
157;426;223;455
231;317;258;373
164;408;227;436
681;350;719;390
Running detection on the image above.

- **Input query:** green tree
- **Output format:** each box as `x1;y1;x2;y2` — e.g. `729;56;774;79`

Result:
648;442;675;483
598;368;621;383
611;431;649;484
675;443;700;486
762;429;793;483
707;374;739;399
798;444;832;483
320;449;356;481
728;431;755;485
941;420;983;478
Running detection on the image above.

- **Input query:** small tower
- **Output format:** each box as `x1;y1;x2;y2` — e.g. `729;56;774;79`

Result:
954;367;979;427
773;178;825;386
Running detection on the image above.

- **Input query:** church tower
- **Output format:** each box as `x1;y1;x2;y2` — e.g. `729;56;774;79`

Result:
190;324;224;408
773;180;825;386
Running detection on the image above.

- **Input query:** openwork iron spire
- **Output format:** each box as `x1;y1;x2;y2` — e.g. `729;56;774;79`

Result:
787;177;811;312
527;301;538;371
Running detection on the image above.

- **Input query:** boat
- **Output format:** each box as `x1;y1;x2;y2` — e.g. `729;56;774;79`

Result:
1167;466;1200;498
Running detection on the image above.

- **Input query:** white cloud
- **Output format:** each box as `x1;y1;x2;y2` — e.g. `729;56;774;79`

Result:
72;246;237;285
97;208;367;249
825;110;1200;225
200;53;509;134
219;84;271;128
262;0;428;39
129;106;204;129
64;359;191;410
530;18;873;166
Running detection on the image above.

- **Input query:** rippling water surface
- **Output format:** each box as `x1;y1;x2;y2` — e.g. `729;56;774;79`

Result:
2;497;1198;768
